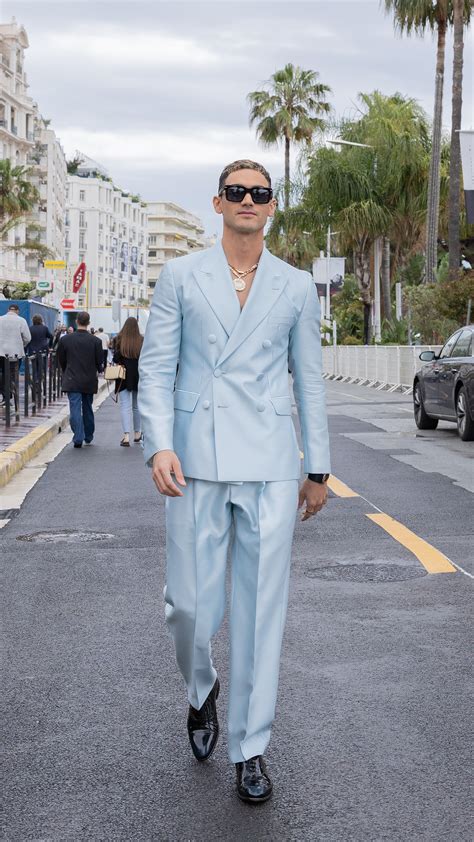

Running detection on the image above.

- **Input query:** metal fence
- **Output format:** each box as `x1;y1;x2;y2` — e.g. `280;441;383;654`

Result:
0;350;63;427
321;344;443;392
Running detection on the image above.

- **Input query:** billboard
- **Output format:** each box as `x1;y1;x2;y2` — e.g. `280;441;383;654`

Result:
312;256;346;298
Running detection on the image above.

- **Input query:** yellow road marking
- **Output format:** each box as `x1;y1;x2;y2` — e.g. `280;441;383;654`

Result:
327;476;359;498
366;513;456;574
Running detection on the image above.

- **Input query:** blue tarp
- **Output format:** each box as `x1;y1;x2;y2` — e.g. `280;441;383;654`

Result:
0;299;59;333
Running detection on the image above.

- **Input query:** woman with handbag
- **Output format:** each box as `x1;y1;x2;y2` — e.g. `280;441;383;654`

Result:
111;317;143;447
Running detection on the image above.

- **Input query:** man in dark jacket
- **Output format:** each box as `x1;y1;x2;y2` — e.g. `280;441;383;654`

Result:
57;311;103;448
27;314;53;354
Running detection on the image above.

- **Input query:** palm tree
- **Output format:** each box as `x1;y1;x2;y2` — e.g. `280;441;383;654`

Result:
0;159;50;263
384;0;471;284
248;63;331;211
448;0;467;280
0;159;38;226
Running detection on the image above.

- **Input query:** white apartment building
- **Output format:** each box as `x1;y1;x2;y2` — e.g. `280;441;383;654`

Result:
0;19;67;304
66;155;148;308
25;115;67;305
0;19;36;287
146;202;209;296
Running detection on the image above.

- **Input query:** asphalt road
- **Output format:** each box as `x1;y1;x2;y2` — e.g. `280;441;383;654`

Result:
1;382;472;841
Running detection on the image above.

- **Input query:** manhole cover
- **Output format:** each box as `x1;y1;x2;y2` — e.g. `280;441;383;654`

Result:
305;563;427;583
17;530;115;544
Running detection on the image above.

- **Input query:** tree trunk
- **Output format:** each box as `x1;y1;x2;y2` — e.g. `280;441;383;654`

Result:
284;136;290;212
425;20;446;283
355;249;372;344
448;0;464;281
381;236;392;322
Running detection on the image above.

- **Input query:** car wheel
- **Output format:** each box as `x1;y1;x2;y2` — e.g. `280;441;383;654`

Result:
456;386;474;441
413;381;438;430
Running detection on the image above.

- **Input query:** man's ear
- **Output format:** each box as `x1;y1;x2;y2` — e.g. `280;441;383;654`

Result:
212;195;223;215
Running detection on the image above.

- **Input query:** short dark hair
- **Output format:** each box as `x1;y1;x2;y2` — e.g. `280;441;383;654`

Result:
32;314;43;325
8;304;19;313
218;159;271;193
98;327;103;332
76;311;90;327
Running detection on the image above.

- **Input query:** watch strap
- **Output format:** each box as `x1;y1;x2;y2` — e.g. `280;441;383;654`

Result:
308;473;330;484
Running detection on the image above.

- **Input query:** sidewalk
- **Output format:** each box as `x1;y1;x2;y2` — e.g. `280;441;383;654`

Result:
0;378;108;487
2;396;471;840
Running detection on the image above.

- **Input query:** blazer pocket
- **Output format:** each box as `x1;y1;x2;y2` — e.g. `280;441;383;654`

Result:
173;389;200;412
270;396;292;416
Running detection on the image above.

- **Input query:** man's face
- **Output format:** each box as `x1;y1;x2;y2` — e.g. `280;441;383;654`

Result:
213;169;276;235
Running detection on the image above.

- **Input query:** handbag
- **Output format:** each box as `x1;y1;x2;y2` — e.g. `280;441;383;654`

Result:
104;364;125;381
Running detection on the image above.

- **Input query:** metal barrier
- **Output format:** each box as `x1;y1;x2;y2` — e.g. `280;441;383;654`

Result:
321;344;443;393
1;350;63;427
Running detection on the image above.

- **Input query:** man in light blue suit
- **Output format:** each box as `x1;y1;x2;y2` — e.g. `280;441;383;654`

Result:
139;160;330;803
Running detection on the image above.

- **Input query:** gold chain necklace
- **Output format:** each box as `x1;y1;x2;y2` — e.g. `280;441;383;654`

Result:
228;262;258;292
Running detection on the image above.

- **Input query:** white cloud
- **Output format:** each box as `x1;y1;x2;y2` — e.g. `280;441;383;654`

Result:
37;29;220;68
57;125;283;173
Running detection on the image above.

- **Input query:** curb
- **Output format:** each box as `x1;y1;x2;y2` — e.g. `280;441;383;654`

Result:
0;381;109;489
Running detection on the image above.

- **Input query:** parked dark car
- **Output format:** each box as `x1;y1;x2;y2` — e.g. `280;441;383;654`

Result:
413;325;474;441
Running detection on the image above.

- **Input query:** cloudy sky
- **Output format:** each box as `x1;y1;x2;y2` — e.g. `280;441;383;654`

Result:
5;0;473;235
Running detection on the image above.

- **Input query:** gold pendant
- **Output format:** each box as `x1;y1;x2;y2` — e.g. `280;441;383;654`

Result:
233;277;246;291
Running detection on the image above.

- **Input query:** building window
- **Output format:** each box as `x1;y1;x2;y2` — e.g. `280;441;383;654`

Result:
149;250;157;257
79;190;85;201
79;232;85;249
79;212;85;227
148;235;157;245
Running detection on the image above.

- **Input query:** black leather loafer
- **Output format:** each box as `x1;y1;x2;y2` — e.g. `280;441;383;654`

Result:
236;755;273;803
187;678;220;761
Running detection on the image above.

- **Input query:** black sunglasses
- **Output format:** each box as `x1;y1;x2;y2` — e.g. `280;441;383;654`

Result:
219;184;273;204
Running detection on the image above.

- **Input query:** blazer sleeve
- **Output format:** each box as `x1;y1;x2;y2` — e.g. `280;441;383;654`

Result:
138;262;182;465
288;272;331;474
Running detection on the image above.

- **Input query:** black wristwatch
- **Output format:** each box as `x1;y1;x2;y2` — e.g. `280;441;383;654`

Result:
308;473;330;484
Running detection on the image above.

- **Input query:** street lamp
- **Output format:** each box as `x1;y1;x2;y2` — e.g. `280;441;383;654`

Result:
327;138;382;343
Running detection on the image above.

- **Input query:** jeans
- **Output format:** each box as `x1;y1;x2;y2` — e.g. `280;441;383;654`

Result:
68;392;95;445
119;389;140;434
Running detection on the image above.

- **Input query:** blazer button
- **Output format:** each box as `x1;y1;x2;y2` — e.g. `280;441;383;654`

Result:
256;373;264;381
262;339;272;349
256;402;265;412
214;368;222;377
202;400;211;409
208;334;217;343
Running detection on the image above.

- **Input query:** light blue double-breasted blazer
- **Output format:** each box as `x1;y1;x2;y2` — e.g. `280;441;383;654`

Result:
138;242;330;482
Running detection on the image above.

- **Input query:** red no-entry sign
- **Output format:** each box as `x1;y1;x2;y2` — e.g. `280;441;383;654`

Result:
60;298;76;310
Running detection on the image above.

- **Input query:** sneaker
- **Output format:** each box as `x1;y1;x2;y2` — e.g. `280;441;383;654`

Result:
73;442;82;448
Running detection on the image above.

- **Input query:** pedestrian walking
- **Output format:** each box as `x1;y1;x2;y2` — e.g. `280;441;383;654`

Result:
97;327;110;371
113;317;142;447
52;325;67;349
139;160;330;803
27;315;53;355
57;311;103;448
0;303;31;403
26;314;53;388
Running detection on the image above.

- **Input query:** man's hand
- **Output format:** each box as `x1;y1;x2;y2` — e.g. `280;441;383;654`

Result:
298;478;328;521
152;450;186;497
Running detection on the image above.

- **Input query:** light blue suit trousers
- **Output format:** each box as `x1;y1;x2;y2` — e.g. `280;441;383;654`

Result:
165;477;299;763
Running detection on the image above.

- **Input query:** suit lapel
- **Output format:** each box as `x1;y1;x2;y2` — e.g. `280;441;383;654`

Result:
193;242;240;338
217;248;288;367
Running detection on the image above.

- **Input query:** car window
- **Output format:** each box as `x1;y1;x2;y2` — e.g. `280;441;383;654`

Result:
439;331;461;359
450;330;472;358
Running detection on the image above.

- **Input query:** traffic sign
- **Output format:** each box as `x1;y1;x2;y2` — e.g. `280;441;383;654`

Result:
36;279;53;291
44;260;67;269
60;298;76;310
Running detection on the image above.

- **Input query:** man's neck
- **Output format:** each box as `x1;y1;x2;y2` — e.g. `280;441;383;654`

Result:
77;326;88;332
221;230;264;270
